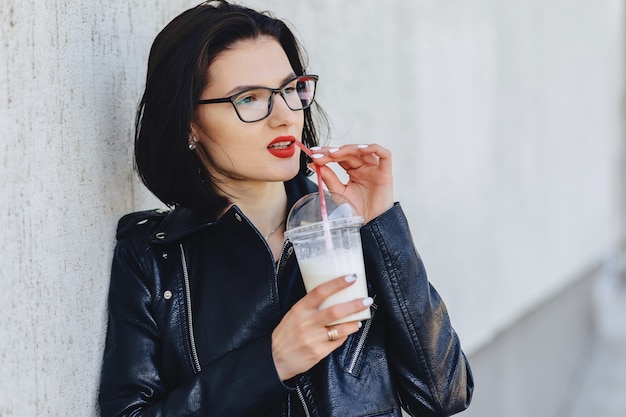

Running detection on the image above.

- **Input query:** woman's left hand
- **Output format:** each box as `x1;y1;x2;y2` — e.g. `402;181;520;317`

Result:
310;143;394;222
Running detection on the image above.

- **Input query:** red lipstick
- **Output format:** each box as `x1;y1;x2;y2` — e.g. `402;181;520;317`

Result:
267;135;296;158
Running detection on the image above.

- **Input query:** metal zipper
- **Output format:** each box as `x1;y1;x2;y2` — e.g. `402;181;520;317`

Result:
179;244;202;373
347;301;377;375
275;241;292;274
296;386;311;417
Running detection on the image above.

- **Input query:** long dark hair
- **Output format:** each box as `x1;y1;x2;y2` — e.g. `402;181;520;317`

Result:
134;0;326;214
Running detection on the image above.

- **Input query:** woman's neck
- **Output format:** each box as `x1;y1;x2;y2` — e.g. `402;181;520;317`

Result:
222;181;288;239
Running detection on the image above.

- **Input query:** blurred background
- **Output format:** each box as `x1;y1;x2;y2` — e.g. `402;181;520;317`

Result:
1;0;624;416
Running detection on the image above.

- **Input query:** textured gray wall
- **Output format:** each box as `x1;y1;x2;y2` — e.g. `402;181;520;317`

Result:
0;1;196;415
0;0;623;415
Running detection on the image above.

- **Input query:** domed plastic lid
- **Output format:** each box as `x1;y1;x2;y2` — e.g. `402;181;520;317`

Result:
285;192;364;237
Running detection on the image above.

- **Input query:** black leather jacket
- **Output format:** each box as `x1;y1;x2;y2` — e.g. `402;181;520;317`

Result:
99;175;473;417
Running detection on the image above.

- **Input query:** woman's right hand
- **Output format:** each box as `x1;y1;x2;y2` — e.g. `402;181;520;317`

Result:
271;275;373;381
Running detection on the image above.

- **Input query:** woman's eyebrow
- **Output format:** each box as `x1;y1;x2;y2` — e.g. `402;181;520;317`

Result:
223;73;297;96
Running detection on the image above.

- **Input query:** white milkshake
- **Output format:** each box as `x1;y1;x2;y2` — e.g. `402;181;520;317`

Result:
285;192;372;324
297;249;371;324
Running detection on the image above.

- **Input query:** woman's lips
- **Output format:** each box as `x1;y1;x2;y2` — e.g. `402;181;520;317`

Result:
267;136;296;158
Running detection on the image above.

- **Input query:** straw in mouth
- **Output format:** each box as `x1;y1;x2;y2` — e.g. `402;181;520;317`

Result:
294;140;313;158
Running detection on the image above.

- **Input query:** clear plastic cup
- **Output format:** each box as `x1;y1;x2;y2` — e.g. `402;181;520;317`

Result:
284;192;371;324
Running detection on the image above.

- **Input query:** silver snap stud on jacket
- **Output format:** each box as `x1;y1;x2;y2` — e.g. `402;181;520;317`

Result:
164;290;172;300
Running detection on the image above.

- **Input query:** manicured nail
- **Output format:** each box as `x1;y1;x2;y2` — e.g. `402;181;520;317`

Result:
328;147;340;153
310;146;322;151
357;144;368;149
345;273;357;283
311;153;324;159
363;297;374;307
358;321;363;328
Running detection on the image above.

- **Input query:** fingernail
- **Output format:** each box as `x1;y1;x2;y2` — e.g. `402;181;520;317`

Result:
357;144;368;149
311;153;324;159
345;273;357;283
328;147;340;153
358;321;363;328
362;297;374;307
310;146;322;151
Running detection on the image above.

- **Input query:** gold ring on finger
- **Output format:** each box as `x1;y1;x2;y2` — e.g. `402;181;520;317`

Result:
327;326;339;342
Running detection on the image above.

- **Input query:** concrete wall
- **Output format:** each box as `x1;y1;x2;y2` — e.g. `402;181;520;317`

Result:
0;1;197;415
0;1;623;416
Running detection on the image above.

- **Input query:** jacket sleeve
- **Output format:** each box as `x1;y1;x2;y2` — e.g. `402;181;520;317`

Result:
360;203;474;417
98;233;289;417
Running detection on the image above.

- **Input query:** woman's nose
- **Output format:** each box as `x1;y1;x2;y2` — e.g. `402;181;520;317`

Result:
267;92;298;126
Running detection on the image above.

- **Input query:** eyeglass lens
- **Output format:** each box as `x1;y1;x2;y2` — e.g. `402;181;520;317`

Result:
232;76;316;122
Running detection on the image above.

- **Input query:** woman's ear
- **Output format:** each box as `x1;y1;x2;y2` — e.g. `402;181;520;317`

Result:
190;121;198;138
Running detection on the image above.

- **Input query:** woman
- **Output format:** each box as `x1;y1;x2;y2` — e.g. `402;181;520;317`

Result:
99;1;473;416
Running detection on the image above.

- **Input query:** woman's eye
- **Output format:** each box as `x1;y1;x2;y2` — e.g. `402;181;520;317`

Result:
234;94;256;106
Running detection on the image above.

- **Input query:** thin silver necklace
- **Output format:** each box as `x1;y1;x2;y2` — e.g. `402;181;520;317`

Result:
264;217;287;240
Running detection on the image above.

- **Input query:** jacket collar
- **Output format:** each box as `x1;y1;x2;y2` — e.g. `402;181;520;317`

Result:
151;174;317;244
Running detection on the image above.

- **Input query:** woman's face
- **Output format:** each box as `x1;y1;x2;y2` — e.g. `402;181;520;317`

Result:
192;36;305;186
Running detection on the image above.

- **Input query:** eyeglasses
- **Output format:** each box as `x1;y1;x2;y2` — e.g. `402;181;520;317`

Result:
196;75;318;123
